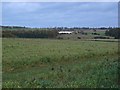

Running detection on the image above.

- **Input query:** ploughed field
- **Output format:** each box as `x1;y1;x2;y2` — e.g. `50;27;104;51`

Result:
2;38;118;88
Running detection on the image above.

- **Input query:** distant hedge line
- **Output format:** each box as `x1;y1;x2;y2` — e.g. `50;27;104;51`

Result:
2;30;58;38
105;28;120;39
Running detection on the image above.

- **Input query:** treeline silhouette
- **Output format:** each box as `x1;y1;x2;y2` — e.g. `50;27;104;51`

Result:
1;25;115;31
105;28;120;39
2;30;58;38
1;26;120;39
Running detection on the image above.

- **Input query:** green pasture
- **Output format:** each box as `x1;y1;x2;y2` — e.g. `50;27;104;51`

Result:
2;38;118;88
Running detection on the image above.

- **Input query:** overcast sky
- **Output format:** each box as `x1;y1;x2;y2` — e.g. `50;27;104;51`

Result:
2;2;118;28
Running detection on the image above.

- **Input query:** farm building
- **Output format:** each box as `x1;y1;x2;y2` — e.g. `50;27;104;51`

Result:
58;31;73;34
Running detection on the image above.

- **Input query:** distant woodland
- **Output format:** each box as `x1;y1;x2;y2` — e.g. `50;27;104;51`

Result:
1;26;120;39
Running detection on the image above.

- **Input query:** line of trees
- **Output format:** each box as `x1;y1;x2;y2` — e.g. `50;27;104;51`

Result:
2;30;58;38
1;26;120;39
1;25;116;31
105;28;120;39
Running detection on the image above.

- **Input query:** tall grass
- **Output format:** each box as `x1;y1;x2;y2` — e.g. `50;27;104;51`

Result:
2;38;118;88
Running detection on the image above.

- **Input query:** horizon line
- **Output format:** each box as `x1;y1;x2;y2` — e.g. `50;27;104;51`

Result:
0;25;118;28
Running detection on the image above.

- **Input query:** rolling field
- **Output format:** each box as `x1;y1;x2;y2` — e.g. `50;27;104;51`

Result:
2;38;118;88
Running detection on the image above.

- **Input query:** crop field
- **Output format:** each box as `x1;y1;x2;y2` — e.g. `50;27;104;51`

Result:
2;38;118;88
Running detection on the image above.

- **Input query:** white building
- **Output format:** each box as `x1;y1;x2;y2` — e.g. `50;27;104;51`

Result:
58;31;73;34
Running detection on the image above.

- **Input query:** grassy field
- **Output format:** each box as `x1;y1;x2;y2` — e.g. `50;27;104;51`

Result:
57;30;114;40
2;38;118;88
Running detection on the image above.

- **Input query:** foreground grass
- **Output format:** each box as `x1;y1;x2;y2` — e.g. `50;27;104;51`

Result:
2;38;118;88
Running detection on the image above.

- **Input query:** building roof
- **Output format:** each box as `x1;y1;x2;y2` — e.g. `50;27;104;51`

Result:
58;31;73;34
